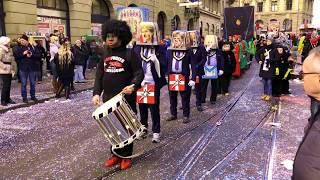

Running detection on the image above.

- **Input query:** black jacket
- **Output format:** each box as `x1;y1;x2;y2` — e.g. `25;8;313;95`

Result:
222;51;236;75
54;53;75;80
93;46;144;102
190;45;207;75
255;45;276;79
14;44;42;72
198;49;225;75
166;49;196;81
72;45;89;66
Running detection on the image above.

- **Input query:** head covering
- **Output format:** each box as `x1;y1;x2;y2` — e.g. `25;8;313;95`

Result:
303;47;320;101
21;34;29;41
0;36;10;45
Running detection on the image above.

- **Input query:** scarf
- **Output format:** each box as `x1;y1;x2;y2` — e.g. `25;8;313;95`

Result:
140;47;161;78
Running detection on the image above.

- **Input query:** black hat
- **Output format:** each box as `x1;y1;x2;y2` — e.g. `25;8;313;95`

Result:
21;34;29;41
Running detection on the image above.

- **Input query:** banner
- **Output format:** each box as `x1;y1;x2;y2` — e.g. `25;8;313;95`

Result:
224;6;255;40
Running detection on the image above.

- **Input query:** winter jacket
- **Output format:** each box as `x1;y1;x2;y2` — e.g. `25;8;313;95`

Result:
198;49;225;75
54;53;75;85
73;45;89;66
255;45;276;79
222;51;236;75
0;46;16;75
13;44;42;72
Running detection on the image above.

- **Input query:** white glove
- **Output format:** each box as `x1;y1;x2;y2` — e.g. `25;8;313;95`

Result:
206;46;211;52
218;70;224;76
188;80;196;87
141;81;146;87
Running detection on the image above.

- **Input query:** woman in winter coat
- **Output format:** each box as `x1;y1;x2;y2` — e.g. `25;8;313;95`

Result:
54;39;74;99
72;40;88;83
0;36;16;106
221;42;236;95
293;46;320;180
255;37;276;101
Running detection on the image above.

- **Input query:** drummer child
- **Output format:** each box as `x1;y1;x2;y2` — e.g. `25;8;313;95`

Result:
92;19;144;170
133;22;167;143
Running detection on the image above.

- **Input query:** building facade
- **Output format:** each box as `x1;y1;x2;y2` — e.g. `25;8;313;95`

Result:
2;0;224;41
231;0;314;34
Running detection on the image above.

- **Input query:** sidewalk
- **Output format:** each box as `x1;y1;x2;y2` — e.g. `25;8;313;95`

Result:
0;69;96;113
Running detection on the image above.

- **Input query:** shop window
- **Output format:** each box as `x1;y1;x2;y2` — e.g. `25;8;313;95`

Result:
211;24;215;35
91;0;111;36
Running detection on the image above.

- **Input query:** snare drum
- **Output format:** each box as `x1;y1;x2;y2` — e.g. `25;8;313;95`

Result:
92;93;146;150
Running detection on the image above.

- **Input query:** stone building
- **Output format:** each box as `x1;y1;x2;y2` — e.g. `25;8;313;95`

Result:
231;0;314;33
1;0;225;41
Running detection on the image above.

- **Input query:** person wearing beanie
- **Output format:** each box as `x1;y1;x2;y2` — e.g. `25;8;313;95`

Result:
292;46;320;179
255;36;276;101
0;36;16;106
13;34;41;103
72;39;87;83
92;19;144;170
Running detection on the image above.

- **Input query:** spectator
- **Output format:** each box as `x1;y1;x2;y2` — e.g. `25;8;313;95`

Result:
50;35;60;93
14;34;41;103
54;38;74;99
293;46;320;179
81;36;91;79
11;38;21;82
0;36;16;106
34;40;46;83
73;40;87;83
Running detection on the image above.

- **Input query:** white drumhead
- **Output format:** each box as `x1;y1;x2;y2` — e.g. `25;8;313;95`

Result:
92;93;124;119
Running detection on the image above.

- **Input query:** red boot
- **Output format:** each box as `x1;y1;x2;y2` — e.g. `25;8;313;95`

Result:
104;155;121;167
120;159;132;170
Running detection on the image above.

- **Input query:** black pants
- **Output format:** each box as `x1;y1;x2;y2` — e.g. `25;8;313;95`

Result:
139;102;160;133
220;74;232;94
0;74;12;103
201;78;218;102
46;56;51;72
169;86;191;117
38;61;43;81
281;79;290;94
194;76;202;107
83;59;88;78
112;100;136;158
272;79;282;96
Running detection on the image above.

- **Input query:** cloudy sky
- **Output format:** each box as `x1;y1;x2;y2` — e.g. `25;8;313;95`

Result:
313;0;320;26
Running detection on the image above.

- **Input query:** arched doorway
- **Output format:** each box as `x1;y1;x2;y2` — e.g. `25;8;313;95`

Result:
171;15;181;32
187;19;194;31
37;0;70;37
0;0;5;36
157;11;167;39
128;3;138;7
283;19;292;32
206;23;210;35
211;24;215;35
200;21;203;36
91;0;111;37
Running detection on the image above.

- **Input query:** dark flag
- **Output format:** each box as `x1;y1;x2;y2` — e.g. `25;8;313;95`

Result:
224;6;254;40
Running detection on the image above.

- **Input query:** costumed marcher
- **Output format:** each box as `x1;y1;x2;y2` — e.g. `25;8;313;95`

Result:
187;30;206;112
293;46;320;180
255;36;276;101
92;19;144;170
165;30;196;123
232;35;241;77
133;22;167;143
271;44;291;97
302;31;320;62
221;41;236;96
54;38;74;99
201;35;224;104
0;36;16;106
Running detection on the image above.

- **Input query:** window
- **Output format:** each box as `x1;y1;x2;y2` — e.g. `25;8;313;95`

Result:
283;19;292;31
257;2;263;12
37;0;67;10
286;0;292;10
211;24;215;35
244;3;250;6
271;1;278;12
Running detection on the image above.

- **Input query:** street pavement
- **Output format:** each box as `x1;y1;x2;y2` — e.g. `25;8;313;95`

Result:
0;64;309;179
